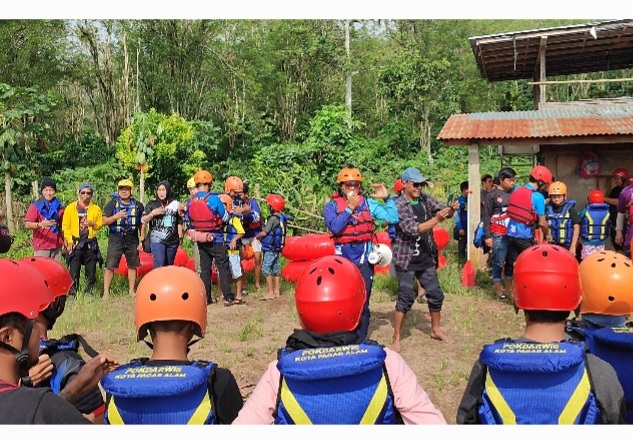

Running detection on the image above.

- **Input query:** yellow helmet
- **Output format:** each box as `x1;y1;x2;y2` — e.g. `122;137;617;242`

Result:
548;181;567;196
186;177;196;189
118;179;134;189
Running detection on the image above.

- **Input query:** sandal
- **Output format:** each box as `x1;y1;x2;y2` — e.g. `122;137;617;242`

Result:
232;298;246;305
223;300;233;307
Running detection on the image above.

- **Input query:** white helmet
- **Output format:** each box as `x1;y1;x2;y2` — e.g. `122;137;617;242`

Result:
368;243;392;267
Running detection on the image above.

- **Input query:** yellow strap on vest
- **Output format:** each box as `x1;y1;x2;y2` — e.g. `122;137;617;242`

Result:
485;367;591;424
280;379;312;424
106;392;213;424
107;396;124;424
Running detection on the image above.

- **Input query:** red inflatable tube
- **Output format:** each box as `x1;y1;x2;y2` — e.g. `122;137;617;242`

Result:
281;260;313;283
281;234;335;261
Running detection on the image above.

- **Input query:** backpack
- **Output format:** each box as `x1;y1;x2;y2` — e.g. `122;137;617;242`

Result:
578;151;600;178
506;186;536;226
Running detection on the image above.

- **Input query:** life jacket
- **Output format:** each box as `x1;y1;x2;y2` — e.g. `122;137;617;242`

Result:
489;189;512;235
108;194;141;234
330;194;374;244
0;381;19;393
260;213;289;252
33;196;63;234
100;359;216;425
546;200;577;247
477;339;601;424
580;203;610;242
224;214;242;246
507;186;537;226
274;343;400;424
242;198;262;231
188;193;224;232
566;324;633;424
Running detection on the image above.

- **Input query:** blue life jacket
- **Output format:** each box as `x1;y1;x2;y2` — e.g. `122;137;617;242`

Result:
387;196;398;242
33;196;63;234
108;194;141;234
567;324;633;424
261;213;290;252
546;200;577;247
580;203;610;243
224;214;242;246
100;359;216;424
477;339;601;424
39;338;83;395
274;343;399;424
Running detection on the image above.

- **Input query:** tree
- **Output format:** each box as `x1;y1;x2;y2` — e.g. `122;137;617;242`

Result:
0;83;55;231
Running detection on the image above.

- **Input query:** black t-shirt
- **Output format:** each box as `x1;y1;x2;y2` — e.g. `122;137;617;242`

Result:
608;185;624;226
0;385;91;424
143;199;183;245
407;201;435;271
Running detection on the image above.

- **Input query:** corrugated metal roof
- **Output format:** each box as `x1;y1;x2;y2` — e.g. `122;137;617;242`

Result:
437;104;633;143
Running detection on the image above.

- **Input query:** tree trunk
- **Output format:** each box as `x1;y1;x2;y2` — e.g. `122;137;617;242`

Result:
4;171;14;232
139;169;145;204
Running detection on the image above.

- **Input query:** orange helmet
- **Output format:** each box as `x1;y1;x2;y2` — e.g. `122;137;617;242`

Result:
587;190;605;204
135;266;207;341
218;193;233;212
530;165;553;185
193;170;213;185
548;181;567;196
336;166;363;184
295;255;365;333
512;244;581;311
241;243;254;260
612;168;629;179
265;194;285;212
393;178;405;194
224;176;244;194
580;251;633;316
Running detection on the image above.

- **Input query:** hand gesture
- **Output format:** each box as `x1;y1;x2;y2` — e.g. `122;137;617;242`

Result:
370;183;388;199
616;230;624;246
67;354;120;396
116;209;127;220
28;354;54;387
346;192;360;211
434;207;452;223
152;206;165;217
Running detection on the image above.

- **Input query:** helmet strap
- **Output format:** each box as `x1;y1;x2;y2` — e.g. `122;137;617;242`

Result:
0;320;36;387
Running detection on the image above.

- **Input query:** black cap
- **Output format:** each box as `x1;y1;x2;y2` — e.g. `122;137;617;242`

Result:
40;177;57;191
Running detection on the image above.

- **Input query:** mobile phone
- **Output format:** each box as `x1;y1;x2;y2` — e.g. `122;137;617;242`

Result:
447;193;454;205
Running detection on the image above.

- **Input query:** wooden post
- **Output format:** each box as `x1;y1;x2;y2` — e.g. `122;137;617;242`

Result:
468;144;481;269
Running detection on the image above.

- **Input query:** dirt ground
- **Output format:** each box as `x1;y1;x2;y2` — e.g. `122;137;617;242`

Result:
73;280;524;424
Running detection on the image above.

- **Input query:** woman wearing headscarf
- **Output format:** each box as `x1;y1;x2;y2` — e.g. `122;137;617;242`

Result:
141;181;183;268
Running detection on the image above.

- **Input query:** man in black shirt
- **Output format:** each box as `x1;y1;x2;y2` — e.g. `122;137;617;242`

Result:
605;168;629;252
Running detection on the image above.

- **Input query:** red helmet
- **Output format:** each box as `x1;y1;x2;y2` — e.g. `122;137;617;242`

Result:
512;244;581;311
20;257;73;299
587;190;605;204
135;266;207;341
265;194;285;212
0;259;54;320
393;178;404;194
295;256;365;333
612;168;629;179
530;165;553;185
580;251;633;316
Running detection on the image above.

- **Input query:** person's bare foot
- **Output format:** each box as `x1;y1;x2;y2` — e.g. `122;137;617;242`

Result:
259;294;276;301
128;290;135;297
101;293;109;301
430;330;449;342
390;338;401;353
273;291;281;298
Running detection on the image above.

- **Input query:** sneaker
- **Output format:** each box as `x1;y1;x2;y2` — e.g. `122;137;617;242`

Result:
241;289;249;296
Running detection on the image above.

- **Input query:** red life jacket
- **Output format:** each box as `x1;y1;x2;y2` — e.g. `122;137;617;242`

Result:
188;193;224;232
507;186;537;226
330;194;374;244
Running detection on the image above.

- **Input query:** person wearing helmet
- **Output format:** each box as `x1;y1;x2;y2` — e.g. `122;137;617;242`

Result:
606;168;629;252
545;181;581;255
0;259;112;424
566;251;633;422
141;180;184;269
180;176;201;276
185;169;232;305
21;256;118;423
615;171;633;258
233;255;446;425
102;179;144;299
505;164;552;276
578;190;611;260
23;177;65;262
61;182;104;297
100;266;243;424
323;164;398;340
482;167;517;300
457;244;625;424
218;193;246;305
256;193;293;301
391;167;458;351
233;181;264;294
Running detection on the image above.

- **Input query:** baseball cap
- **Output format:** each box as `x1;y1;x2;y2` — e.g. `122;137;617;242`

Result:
78;183;94;192
401;167;427;183
118;179;134;189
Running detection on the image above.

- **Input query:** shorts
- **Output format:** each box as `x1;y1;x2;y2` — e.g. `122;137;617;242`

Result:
241;236;262;253
581;243;605;260
262;251;281;276
228;252;243;279
105;233;140;269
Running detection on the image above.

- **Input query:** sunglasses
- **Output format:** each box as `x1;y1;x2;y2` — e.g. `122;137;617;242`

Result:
410;182;423;188
79;191;93;195
342;182;361;188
